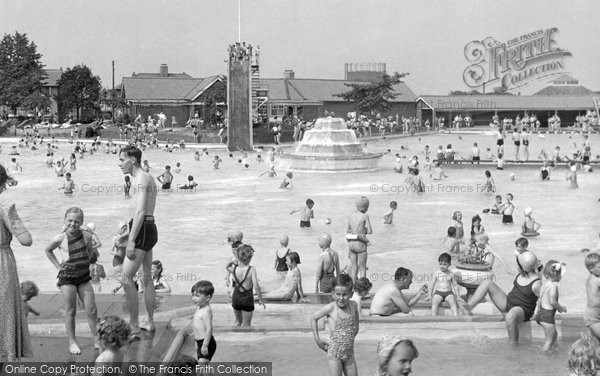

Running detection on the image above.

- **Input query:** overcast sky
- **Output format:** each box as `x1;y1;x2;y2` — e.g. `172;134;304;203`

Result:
1;0;599;95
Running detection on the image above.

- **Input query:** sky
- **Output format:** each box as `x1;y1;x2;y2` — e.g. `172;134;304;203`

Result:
1;0;599;95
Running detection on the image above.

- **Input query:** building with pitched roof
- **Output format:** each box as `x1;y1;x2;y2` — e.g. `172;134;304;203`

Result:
258;67;417;122
417;94;600;127
121;64;225;126
533;75;595;96
42;68;63;118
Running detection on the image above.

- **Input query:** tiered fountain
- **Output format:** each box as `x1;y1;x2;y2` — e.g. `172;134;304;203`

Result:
276;117;383;172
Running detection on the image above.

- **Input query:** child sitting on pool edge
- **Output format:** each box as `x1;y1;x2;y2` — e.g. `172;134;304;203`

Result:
263;251;307;302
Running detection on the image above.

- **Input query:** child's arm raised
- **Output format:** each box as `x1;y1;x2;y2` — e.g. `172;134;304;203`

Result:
310;303;334;352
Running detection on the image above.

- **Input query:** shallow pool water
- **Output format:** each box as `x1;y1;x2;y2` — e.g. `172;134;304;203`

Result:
180;334;575;376
5;132;599;314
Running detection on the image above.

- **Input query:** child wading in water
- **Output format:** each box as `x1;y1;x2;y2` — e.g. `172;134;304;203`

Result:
45;207;98;354
451;211;464;241
346;197;372;283
290;198;314;228
191;281;216;363
522;207;541;236
316;232;340;293
383;201;397;225
226;245;265;326
279;172;293;189
584;253;600;345
499;193;516;225
273;235;291;279
94;316;131;367
311;274;360;376
534;260;567;352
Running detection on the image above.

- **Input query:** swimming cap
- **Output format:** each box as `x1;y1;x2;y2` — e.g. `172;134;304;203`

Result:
87;223;96;232
355;196;369;212
517;251;541;273
318;232;332;248
286;172;293;178
524;207;533;216
228;231;244;244
570;165;577;172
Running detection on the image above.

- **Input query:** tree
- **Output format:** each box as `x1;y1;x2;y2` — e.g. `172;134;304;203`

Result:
334;72;409;114
57;65;102;121
197;78;226;124
0;32;48;114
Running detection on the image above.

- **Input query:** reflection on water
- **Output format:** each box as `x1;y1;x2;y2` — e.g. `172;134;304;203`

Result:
4;133;599;314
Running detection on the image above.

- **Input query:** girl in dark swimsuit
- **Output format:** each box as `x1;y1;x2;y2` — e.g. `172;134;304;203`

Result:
226;245;264;326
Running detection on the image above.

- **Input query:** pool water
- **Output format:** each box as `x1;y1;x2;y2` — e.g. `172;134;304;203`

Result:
179;334;575;376
5;132;599;314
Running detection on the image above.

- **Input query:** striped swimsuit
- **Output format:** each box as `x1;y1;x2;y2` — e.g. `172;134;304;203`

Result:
57;231;91;287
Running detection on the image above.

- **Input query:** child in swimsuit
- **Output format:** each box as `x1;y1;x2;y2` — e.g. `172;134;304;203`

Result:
191;281;216;363
226;245;264;326
451;211;464;241
522;207;541;236
151;260;171;294
483;170;495;193
534;260;567;352
274;235;291;278
584;253;600;345
347;197;372;283
279;172;293;189
21;281;40;316
500;193;515;224
58;172;75;195
568;333;600;376
45;207;98;355
310;274;359;376
94;316;131;368
443;226;460;254
316;232;340;293
428;253;460;316
540;161;551;181
264;252;307;302
383;201;397;225
470;214;485;239
290;199;314;228
566;163;579;189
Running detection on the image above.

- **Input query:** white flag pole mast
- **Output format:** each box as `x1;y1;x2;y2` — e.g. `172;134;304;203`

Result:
238;0;241;43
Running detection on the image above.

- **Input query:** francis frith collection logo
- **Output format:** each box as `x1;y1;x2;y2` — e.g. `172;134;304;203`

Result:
463;27;572;91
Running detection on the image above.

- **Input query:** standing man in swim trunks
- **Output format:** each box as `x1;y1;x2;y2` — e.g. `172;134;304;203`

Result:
118;146;158;334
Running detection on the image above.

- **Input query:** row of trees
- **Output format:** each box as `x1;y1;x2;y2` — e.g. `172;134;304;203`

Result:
0;31;112;122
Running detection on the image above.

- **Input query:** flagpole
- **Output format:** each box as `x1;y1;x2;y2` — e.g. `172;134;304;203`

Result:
238;0;241;42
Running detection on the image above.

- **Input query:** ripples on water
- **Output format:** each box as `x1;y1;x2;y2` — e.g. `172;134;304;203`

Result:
3;133;599;315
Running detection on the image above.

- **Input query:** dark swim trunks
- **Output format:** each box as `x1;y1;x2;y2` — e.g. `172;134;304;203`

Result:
434;290;454;301
162;182;171;190
300;220;311;228
502;214;513;224
536;308;556;325
196;336;217;360
129;216;158;252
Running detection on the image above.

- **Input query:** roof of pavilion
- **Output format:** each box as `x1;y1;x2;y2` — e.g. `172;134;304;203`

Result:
417;94;599;111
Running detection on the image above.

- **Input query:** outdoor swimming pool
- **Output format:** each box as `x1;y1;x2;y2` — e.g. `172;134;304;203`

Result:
5;131;599;313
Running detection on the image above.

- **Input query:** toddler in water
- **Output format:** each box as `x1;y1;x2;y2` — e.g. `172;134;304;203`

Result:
534;260;567;352
191;281;216;363
483;170;495;193
383;201;398;225
89;252;106;293
212;156;222;169
567;162;579;188
522;207;541;236
375;336;419;376
259;164;277;177
310;274;360;376
94;316;131;367
273;235;291;278
346;197;372;282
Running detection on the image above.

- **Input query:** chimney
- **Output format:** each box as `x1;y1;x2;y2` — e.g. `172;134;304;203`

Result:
160;64;168;77
283;70;295;79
